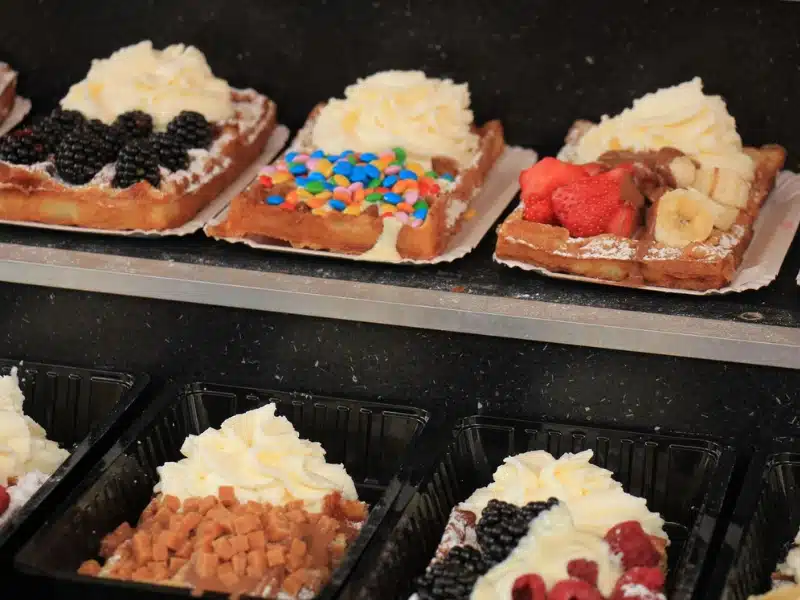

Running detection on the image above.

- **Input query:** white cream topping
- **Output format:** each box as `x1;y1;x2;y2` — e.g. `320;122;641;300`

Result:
470;503;624;599
311;70;479;169
60;40;234;130
777;529;800;583
0;368;68;485
0;470;50;528
572;77;754;181
460;450;666;539
155;403;358;512
359;217;403;261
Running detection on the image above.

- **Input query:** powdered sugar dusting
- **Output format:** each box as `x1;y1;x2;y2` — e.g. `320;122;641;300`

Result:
572;235;636;260
645;224;746;262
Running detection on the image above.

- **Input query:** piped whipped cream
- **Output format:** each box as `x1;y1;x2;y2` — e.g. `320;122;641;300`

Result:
460;450;666;539
470;503;624;598
0;368;68;485
0;470;50;528
60;41;234;130
571;77;754;181
155;403;358;512
776;529;800;584
311;70;480;169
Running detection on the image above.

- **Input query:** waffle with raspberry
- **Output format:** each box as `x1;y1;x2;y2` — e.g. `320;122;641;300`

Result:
78;487;367;598
0;63;17;128
411;450;669;600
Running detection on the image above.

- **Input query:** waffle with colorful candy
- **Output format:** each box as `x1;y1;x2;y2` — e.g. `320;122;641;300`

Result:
0;63;17;128
0;42;277;231
495;78;786;291
209;71;504;260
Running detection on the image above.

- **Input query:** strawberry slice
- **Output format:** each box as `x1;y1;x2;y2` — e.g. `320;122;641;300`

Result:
512;573;547;600
581;162;607;176
606;204;638;237
0;485;9;516
519;157;588;199
522;192;555;224
551;171;623;237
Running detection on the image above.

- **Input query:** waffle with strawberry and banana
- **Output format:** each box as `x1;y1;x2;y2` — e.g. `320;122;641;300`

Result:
748;530;800;599
208;71;504;260
0;63;17;128
495;78;786;291
411;450;669;600
0;41;276;231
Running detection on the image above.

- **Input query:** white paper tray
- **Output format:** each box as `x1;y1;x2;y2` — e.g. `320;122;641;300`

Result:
0;125;289;237
0;97;31;136
205;145;537;264
495;171;800;296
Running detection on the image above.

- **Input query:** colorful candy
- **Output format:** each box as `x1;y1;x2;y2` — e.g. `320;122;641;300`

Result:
260;148;456;224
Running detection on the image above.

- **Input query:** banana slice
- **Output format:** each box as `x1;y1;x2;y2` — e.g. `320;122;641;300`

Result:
687;187;739;231
668;156;697;188
692;167;750;209
654;189;715;247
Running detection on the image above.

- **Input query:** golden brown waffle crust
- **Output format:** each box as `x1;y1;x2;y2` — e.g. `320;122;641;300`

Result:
496;121;786;290
0;89;277;231
0;63;17;126
208;103;505;260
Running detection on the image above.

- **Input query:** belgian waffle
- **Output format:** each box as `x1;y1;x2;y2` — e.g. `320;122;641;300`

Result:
0;63;17;127
0;89;277;231
496;122;786;291
208;104;504;260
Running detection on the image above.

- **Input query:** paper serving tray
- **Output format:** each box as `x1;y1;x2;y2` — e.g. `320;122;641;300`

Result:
708;439;800;600
495;171;800;296
206;146;537;265
15;381;428;600
0;360;148;561
344;416;736;600
0;125;289;237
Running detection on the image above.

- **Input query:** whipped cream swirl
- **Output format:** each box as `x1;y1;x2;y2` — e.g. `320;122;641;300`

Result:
0;368;68;485
60;40;234;130
155;403;358;512
311;70;480;168
571;77;754;180
460;450;666;539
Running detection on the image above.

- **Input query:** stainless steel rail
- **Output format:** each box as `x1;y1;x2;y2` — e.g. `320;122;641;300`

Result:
0;242;797;369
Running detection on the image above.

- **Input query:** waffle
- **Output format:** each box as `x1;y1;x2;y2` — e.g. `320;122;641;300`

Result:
78;489;367;599
0;63;17;126
496;122;786;291
0;89;277;230
208;103;504;260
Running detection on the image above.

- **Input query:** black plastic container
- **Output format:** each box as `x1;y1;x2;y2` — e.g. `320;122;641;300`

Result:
346;416;736;600
0;359;147;559
709;438;800;600
15;382;428;600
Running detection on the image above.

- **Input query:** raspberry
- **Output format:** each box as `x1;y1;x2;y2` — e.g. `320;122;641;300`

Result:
548;579;604;600
604;521;660;569
0;485;9;515
567;558;598;587
511;574;547;600
609;567;666;599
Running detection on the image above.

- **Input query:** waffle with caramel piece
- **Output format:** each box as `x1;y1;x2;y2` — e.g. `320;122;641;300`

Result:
0;63;17;127
496;120;786;291
77;486;367;598
208;104;504;260
0;89;277;231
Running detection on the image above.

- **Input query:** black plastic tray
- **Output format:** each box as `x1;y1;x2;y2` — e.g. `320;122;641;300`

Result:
345;415;736;600
709;438;800;600
15;382;428;600
0;359;147;559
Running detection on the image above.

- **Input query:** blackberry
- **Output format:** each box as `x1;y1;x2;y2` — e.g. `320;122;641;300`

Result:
475;498;559;566
113;139;161;188
150;132;189;172
113;110;153;141
0;128;48;165
166;110;213;150
50;107;86;133
414;545;488;600
31;116;69;153
83;119;124;162
54;129;109;185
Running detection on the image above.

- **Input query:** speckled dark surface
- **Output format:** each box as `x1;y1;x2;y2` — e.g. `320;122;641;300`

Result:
1;0;799;329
